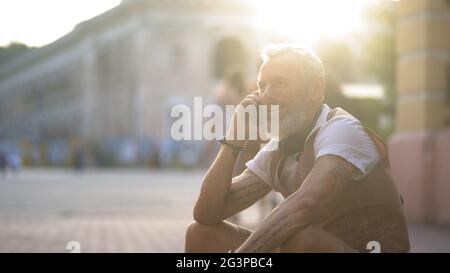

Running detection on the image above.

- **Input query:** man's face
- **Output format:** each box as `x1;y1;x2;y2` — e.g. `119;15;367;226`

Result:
257;53;313;138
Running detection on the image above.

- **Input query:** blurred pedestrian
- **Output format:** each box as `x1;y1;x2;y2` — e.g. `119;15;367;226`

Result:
0;149;7;179
7;152;21;173
73;140;86;173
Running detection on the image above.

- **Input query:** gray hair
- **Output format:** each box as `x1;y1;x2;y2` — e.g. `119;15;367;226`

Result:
261;43;325;97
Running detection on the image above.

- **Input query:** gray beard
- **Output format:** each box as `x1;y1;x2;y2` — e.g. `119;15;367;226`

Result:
274;108;308;140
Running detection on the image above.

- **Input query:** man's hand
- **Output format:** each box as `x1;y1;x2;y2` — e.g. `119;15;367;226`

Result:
193;91;271;226
225;90;261;148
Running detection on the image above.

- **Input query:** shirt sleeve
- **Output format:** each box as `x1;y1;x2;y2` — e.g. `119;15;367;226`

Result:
244;139;278;187
314;117;380;180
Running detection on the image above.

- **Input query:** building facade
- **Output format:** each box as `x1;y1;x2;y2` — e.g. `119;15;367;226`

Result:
390;0;450;225
0;0;272;166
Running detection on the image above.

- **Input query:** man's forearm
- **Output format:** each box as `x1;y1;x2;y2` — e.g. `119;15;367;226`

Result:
193;91;262;224
234;198;311;253
235;155;355;252
193;144;240;223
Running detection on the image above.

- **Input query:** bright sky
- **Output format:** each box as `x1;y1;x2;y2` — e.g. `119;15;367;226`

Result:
250;0;375;44
0;0;377;47
0;0;121;47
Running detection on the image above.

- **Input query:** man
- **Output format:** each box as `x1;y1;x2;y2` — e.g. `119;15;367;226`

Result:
185;43;410;253
0;149;6;179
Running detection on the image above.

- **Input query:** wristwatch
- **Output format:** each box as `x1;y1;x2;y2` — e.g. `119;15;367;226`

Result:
219;137;243;156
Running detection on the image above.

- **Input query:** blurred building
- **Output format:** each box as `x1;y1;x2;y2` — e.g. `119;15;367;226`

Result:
390;0;450;225
0;0;271;166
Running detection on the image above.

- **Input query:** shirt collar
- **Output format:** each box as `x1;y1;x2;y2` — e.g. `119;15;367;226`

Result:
304;103;330;143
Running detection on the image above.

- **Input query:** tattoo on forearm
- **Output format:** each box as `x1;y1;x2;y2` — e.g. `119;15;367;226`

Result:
244;213;290;252
228;180;268;206
237;163;352;252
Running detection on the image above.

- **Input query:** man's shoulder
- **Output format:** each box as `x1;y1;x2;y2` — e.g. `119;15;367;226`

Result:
314;107;377;158
319;111;364;139
325;107;359;124
313;108;381;178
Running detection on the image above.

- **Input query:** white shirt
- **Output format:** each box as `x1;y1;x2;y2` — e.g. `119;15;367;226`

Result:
245;104;380;194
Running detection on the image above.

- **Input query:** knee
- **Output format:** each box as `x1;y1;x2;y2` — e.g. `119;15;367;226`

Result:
185;221;218;252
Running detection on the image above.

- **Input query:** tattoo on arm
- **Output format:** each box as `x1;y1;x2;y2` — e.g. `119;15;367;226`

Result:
248;213;289;252
228;180;269;207
237;159;354;253
329;164;352;185
240;212;307;253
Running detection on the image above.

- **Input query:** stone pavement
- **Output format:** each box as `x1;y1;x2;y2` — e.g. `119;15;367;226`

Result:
0;169;199;252
0;169;449;252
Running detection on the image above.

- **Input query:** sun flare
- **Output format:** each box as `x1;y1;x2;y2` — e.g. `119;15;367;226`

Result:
250;0;373;43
